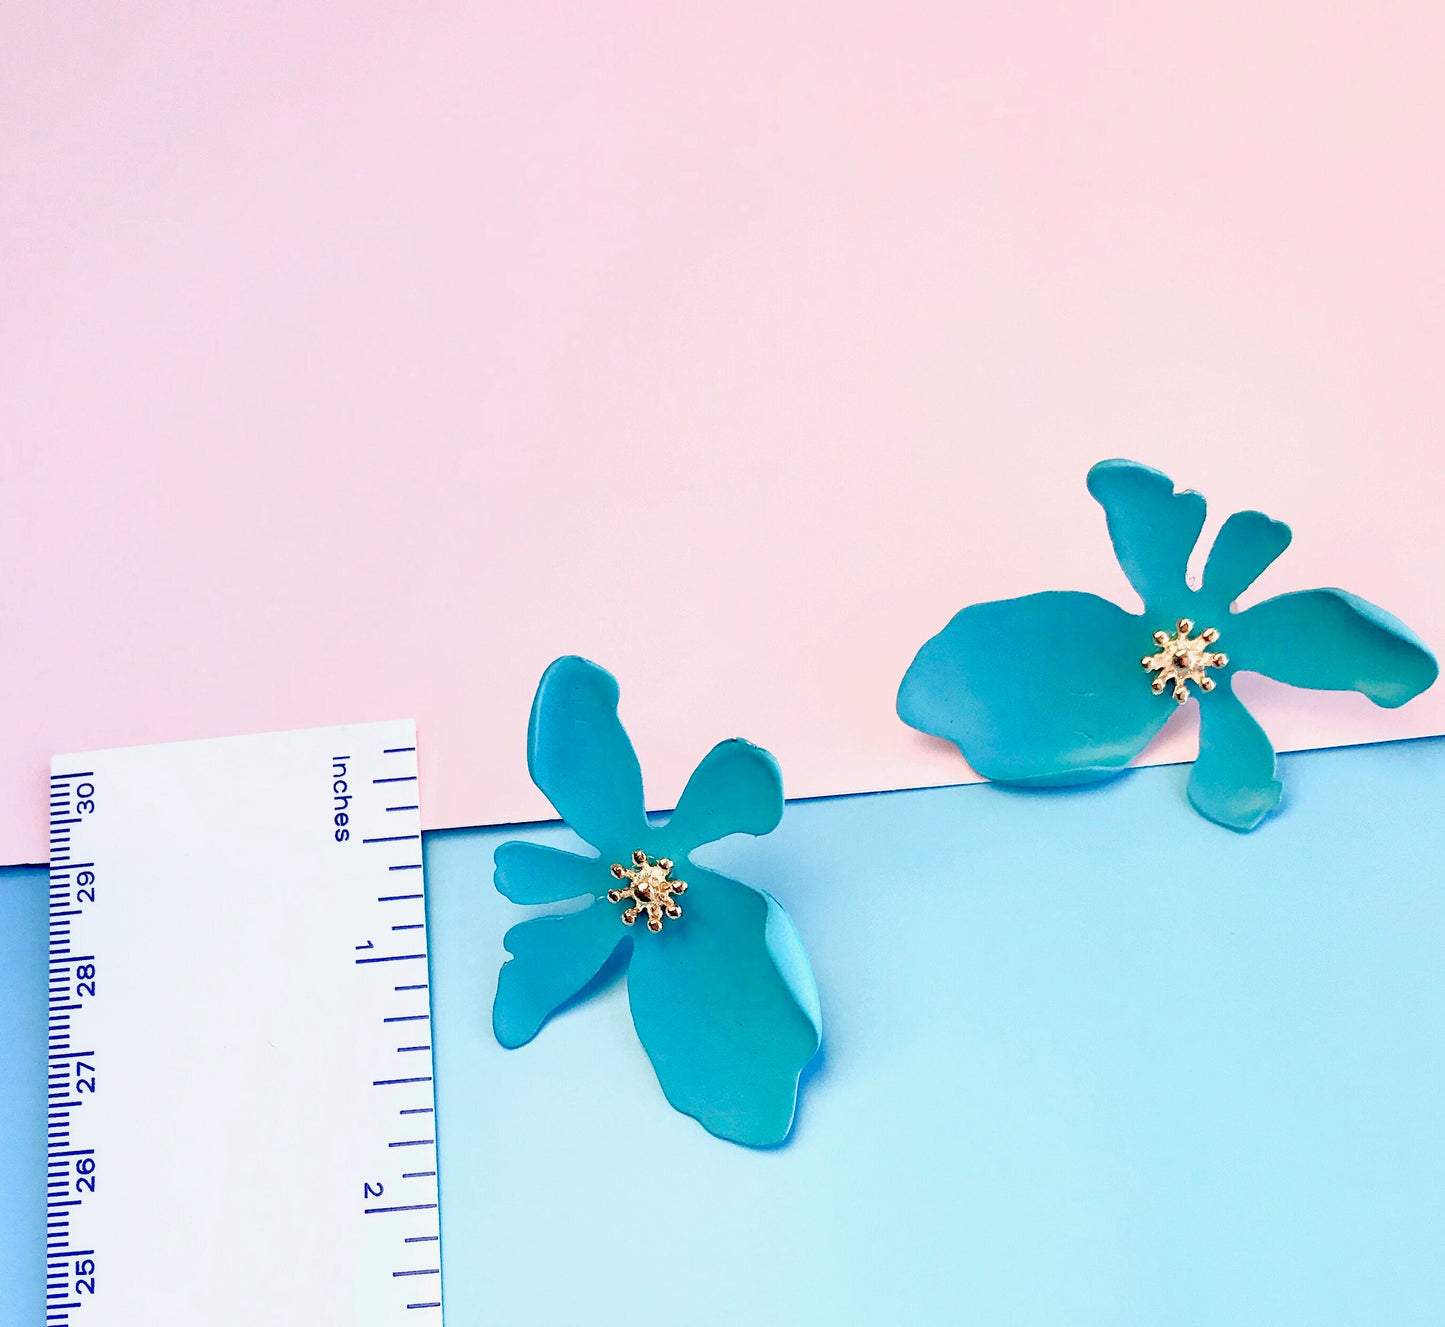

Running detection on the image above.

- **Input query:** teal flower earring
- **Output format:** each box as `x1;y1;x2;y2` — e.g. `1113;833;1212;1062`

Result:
898;459;1437;831
492;656;821;1147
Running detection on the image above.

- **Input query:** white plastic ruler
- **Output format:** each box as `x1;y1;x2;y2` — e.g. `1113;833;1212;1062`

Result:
45;721;444;1324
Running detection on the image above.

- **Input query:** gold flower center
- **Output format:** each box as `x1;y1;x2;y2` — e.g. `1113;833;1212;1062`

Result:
1142;617;1228;703
608;850;688;932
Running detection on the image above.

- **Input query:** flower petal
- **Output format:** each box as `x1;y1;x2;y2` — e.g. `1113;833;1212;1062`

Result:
1231;589;1439;707
527;656;649;856
662;739;784;852
898;591;1173;785
494;840;606;905
626;866;821;1147
1187;681;1282;832
1200;509;1293;608
1086;459;1207;612
493;902;630;1049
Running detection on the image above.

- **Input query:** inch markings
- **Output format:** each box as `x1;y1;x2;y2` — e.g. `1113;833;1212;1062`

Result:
45;721;442;1323
352;739;444;1316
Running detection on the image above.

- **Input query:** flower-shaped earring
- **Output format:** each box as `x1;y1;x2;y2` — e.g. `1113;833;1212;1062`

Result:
492;656;821;1146
898;459;1438;831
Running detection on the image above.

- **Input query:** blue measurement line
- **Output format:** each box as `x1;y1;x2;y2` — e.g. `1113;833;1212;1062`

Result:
363;834;420;844
407;1302;442;1310
50;772;94;779
383;746;417;754
388;1139;434;1148
396;1045;430;1053
392;923;425;932
386;804;420;812
385;1014;429;1023
364;1202;436;1214
374;775;417;783
373;1076;432;1086
395;983;427;991
405;1234;440;1242
355;953;426;965
402;1171;437;1178
389;864;423;871
400;1106;434;1115
394;1268;440;1276
378;893;423;901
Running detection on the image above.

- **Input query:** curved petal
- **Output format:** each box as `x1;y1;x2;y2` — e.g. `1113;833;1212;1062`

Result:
1187;681;1282;832
662;739;784;852
527;656;648;856
493;903;630;1049
1087;459;1206;612
626;866;821;1147
494;840;607;905
898;591;1173;785
1231;589;1439;707
1200;510;1293;609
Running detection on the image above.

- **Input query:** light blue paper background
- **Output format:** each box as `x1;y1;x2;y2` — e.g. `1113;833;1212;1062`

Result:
4;738;1445;1324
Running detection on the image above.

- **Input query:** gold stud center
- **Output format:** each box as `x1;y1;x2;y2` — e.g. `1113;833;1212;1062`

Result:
1142;617;1228;703
607;849;688;932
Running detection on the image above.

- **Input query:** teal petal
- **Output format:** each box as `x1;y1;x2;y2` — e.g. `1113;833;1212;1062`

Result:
493;903;630;1049
1087;459;1206;612
494;841;606;905
898;591;1172;785
527;656;648;856
663;739;784;851
1187;680;1282;832
1200;510;1293;609
1231;589;1439;707
626;866;821;1147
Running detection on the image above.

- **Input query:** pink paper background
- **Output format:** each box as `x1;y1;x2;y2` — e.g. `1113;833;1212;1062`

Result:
3;3;1443;865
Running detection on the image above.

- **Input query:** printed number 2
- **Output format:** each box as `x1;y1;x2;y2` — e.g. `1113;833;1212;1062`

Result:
364;1181;384;1200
